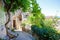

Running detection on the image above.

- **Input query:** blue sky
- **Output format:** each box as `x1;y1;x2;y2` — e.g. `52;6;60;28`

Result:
37;0;60;16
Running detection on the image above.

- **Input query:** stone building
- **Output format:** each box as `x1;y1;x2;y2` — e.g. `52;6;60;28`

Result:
9;10;30;31
12;13;22;31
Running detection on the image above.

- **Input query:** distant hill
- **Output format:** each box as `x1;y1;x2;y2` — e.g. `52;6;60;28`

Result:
45;16;60;19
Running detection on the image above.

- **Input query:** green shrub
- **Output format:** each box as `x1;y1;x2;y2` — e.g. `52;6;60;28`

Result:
21;23;26;27
31;25;60;40
11;29;15;32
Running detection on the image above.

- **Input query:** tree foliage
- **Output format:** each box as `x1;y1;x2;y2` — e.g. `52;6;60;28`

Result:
29;0;45;27
2;0;45;27
3;0;31;12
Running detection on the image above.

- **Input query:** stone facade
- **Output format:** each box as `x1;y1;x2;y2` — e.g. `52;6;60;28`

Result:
12;14;22;31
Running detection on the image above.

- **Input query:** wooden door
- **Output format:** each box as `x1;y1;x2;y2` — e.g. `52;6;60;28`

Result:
13;20;16;29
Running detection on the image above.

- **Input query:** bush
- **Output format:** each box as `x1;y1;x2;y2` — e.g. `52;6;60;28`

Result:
31;25;60;40
11;29;15;32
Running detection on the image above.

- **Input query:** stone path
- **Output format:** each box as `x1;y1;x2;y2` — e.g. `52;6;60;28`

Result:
0;25;6;38
15;31;35;40
0;25;35;40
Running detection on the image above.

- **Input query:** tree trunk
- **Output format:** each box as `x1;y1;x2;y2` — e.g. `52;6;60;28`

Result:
5;11;10;38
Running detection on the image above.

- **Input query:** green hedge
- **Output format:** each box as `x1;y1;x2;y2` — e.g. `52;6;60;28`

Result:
31;25;60;40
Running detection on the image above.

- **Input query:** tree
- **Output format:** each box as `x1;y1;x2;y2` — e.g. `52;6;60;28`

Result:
30;0;45;27
1;0;44;39
2;0;31;38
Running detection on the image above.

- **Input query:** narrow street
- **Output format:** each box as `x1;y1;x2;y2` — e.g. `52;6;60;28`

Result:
0;25;35;40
